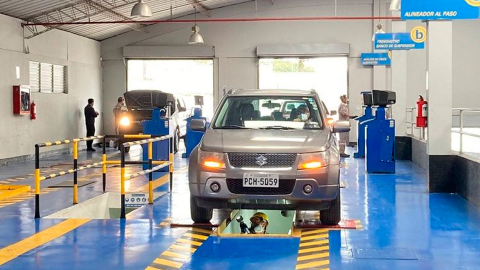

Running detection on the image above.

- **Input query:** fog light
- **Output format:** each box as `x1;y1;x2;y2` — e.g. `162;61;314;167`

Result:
210;182;221;193
303;184;313;194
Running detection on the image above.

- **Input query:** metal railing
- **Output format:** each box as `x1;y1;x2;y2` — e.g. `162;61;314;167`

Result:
119;135;174;219
34;134;169;219
405;107;426;140
452;108;480;154
34;136;104;218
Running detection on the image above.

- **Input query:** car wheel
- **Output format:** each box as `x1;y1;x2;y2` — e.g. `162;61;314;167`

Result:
320;192;341;225
125;146;130;153
174;128;180;154
190;196;213;223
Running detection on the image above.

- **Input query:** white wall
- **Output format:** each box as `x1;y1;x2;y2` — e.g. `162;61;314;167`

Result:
101;0;376;141
453;20;480;109
0;14;102;160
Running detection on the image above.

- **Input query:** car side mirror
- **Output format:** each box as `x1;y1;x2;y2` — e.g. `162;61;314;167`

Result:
330;110;337;116
332;120;350;133
179;106;187;112
191;119;206;132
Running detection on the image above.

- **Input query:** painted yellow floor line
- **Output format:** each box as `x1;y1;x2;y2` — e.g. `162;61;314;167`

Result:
298;245;330;254
0;219;91;266
301;233;329;241
134;175;169;193
299;239;329;247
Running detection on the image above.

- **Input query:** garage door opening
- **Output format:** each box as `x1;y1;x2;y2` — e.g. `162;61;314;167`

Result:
127;59;214;119
259;57;348;117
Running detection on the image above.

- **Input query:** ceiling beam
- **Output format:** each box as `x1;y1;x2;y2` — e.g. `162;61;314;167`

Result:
24;0;143;39
186;0;211;17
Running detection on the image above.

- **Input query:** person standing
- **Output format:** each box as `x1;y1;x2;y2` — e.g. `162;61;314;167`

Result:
113;97;127;148
84;98;99;151
113;97;127;132
338;95;350;158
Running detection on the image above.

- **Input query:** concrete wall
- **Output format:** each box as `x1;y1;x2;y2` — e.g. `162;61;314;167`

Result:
101;0;378;139
0;14;102;160
453;20;480;109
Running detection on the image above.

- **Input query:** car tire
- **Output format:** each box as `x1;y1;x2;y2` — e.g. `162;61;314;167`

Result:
190;196;213;223
174;128;180;154
320;192;341;225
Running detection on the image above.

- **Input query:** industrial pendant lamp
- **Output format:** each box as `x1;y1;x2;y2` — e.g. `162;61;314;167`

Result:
131;0;152;17
390;0;401;11
189;8;204;44
372;22;385;42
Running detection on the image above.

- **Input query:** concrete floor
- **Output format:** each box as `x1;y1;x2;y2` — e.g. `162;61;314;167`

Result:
0;146;479;269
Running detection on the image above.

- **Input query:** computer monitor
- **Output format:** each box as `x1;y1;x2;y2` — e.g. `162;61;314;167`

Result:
372;90;396;107
361;91;373;106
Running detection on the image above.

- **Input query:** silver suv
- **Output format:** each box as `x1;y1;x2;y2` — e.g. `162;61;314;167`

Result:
188;89;350;225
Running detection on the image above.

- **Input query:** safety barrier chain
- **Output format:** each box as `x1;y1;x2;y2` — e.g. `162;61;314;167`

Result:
122;135;173;147
39;162;104;181
34;134;159;219
36;135;104;148
120;135;174;219
124;163;170;181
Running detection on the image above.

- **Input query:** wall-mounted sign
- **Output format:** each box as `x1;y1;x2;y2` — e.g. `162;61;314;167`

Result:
401;0;480;20
374;27;426;50
361;52;392;66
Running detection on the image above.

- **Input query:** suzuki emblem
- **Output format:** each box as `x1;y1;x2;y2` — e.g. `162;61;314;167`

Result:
255;155;268;166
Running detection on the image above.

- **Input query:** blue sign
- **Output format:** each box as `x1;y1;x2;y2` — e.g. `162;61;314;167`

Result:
361;53;391;66
374;27;426;50
402;0;480;20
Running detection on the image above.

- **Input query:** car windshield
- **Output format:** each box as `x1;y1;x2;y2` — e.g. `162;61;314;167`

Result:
213;96;324;130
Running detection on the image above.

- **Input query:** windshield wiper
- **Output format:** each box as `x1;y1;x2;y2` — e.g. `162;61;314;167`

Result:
259;126;297;130
215;125;250;129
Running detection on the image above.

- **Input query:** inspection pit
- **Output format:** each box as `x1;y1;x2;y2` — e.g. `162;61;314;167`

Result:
217;209;297;237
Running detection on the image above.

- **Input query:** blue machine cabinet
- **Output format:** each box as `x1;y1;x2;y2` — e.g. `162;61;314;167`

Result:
183;108;208;158
142;108;172;171
354;106;374;159
365;107;396;174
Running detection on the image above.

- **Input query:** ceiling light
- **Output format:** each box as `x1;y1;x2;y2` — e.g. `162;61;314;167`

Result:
372;22;385;42
390;0;401;11
131;0;152;17
189;8;204;44
189;25;204;44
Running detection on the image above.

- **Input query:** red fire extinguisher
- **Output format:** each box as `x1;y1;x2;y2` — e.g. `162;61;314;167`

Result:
30;101;37;120
416;95;427;128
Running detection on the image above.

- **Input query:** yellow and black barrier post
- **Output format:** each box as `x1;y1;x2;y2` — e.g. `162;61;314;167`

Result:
73;141;78;204
148;142;153;204
120;144;126;219
169;137;174;192
102;137;107;192
34;144;40;219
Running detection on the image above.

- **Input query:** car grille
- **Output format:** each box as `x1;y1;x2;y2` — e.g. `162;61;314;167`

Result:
227;153;297;168
226;179;296;195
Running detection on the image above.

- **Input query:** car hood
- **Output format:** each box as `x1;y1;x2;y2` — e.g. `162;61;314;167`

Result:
124;90;175;110
200;129;331;153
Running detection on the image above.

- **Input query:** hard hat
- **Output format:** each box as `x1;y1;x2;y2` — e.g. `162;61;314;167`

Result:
250;212;269;223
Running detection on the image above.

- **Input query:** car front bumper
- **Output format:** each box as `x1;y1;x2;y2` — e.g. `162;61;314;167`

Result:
190;164;340;210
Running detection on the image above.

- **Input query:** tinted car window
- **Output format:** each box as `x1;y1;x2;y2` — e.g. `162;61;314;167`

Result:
213;96;323;130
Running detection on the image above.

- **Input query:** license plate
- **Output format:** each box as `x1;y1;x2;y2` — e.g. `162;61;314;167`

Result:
243;174;279;188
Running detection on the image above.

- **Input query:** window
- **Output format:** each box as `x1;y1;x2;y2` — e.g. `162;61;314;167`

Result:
259;57;348;118
127;59;214;119
29;61;67;93
213;96;323;130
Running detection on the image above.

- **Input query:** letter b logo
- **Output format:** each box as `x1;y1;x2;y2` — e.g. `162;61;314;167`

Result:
411;27;427;43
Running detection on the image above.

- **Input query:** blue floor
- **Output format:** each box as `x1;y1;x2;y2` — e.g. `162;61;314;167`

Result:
1;147;480;269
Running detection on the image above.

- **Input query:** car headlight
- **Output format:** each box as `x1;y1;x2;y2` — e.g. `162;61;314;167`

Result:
119;116;130;126
298;152;330;170
198;150;225;169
